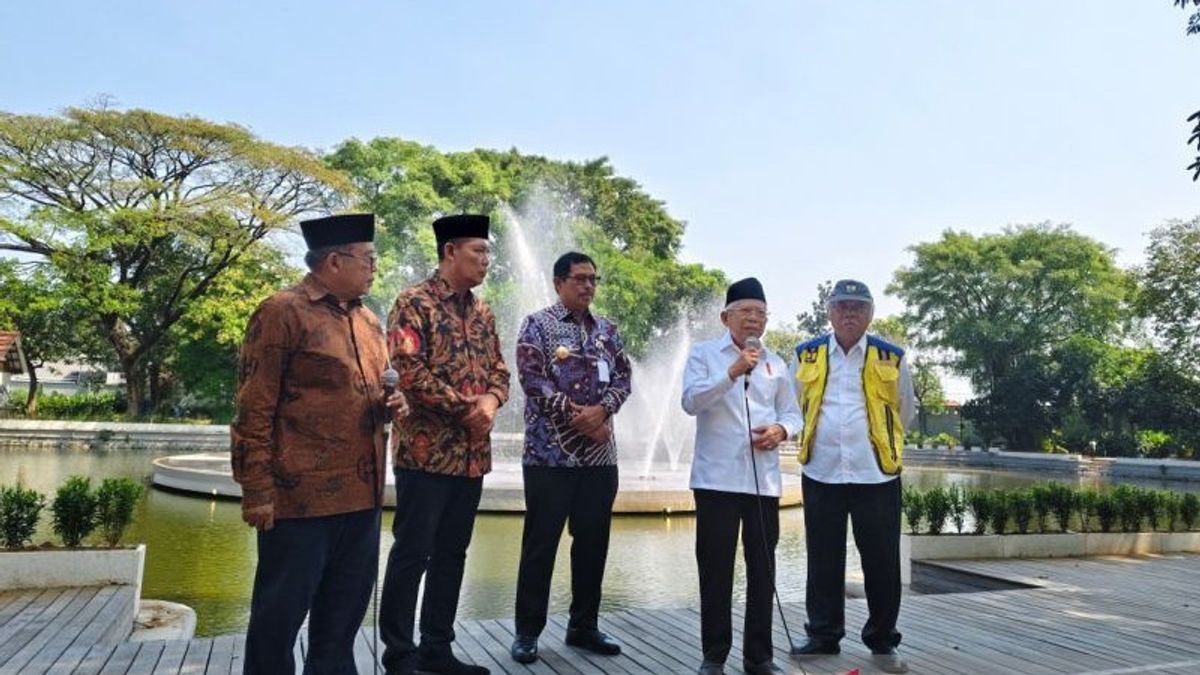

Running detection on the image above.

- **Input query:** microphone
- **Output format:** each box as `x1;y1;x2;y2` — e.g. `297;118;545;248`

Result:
743;336;764;390
382;367;399;423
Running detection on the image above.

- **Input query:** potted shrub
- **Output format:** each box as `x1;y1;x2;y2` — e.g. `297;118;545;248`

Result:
0;474;146;593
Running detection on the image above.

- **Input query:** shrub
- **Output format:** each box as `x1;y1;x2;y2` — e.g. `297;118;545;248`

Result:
1008;489;1035;534
901;486;924;535
1159;491;1181;531
0;484;45;549
95;478;143;547
1076;488;1099;533
36;390;123;421
1180;493;1199;530
923;487;952;535
948;486;967;534
1112;485;1143;532
1095;491;1119;533
1044;482;1077;532
988;491;1010;535
1135;489;1162;531
51;476;97;547
966;488;993;535
928;432;959;448
1029;484;1053;532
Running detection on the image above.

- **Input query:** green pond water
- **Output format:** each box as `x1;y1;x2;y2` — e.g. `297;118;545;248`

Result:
2;447;1194;636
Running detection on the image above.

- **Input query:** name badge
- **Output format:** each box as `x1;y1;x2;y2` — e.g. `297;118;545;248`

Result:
597;359;611;383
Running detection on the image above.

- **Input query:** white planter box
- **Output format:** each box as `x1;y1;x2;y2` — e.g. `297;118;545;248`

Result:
0;544;145;598
901;532;1200;585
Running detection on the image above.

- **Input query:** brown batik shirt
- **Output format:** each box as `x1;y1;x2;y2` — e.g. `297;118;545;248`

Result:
387;272;510;477
230;274;389;520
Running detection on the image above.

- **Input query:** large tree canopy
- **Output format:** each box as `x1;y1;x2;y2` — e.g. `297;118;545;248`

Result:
889;224;1130;448
0;106;349;415
1138;216;1200;358
326;138;723;356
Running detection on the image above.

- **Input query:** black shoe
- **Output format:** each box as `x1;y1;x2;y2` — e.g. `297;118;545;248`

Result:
510;635;538;664
698;662;725;675
414;651;490;675
742;661;783;675
565;627;621;656
789;639;840;657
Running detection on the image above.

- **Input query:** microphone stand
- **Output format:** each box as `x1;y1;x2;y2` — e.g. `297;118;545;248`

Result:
376;371;398;675
741;367;799;659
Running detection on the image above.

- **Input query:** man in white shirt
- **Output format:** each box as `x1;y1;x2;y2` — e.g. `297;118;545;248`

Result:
682;277;803;675
790;279;915;674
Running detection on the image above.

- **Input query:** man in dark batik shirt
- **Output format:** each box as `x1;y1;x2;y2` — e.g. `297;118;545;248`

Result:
379;214;510;675
508;251;632;665
232;213;408;675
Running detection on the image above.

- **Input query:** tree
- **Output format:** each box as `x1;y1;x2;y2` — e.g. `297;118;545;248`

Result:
764;322;803;365
0;261;98;415
166;248;298;421
794;280;832;339
0;107;349;416
1138;216;1200;358
864;315;947;436
889;224;1129;448
1174;1;1200;179
327;139;725;357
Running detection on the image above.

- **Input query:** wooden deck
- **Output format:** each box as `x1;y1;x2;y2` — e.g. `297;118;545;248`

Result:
3;554;1198;674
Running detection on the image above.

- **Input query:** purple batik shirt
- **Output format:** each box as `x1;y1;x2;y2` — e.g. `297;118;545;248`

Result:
516;301;632;467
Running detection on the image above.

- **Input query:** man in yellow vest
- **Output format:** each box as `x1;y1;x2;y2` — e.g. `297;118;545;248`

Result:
790;279;914;674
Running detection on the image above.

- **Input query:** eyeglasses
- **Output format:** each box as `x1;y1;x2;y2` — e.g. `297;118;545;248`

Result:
337;251;378;267
731;308;769;319
565;275;601;286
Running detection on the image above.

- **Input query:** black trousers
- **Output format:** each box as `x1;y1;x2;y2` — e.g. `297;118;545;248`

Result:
243;508;380;675
694;488;779;667
801;474;902;652
514;465;619;638
379;470;483;669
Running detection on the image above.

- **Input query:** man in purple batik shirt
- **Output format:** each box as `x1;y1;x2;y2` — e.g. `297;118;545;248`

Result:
509;251;632;665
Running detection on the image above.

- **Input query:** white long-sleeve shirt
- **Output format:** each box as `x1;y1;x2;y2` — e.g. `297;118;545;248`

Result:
682;332;803;497
796;333;916;485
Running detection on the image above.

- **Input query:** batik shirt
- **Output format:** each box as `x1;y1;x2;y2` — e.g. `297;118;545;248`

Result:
230;275;389;519
387;273;510;478
516;301;632;467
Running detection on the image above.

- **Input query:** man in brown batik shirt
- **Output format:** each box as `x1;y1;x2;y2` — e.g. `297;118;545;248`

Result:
231;213;408;675
378;214;510;675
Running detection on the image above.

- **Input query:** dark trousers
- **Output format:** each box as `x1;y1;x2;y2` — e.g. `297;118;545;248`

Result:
243;508;380;675
694;488;779;667
514;465;619;637
801;474;902;652
379;470;482;669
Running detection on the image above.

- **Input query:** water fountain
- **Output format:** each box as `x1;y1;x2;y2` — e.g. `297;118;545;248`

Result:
152;194;801;512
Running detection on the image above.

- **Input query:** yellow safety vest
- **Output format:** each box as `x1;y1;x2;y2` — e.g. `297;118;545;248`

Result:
794;334;905;475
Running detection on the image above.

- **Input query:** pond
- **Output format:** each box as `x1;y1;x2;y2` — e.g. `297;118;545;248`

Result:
2;447;1195;636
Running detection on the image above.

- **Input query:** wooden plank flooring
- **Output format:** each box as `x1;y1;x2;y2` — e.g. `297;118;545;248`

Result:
4;554;1198;673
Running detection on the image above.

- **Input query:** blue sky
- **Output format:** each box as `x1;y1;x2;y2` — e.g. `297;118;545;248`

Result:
3;1;1197;395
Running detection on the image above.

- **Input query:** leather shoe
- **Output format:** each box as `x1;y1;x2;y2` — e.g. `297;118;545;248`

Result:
510;635;538;664
565;627;621;656
789;639;840;657
414;651;490;675
871;648;909;674
742;661;783;674
698;662;725;675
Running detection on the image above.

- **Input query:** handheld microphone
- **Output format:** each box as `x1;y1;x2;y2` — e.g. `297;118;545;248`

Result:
382;367;399;423
743;336;764;389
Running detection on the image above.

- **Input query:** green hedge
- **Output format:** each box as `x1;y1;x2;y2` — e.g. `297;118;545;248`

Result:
901;483;1200;535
